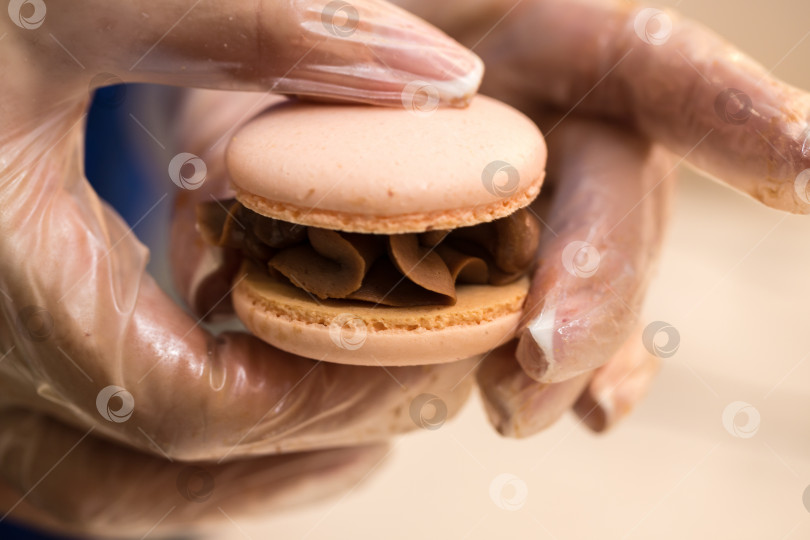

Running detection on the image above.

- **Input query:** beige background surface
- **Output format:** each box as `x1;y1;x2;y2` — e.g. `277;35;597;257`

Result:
208;1;810;538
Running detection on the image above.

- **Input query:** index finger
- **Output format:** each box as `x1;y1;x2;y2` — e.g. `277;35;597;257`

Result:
476;0;810;213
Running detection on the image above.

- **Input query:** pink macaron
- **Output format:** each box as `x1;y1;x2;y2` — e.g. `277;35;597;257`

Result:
197;95;547;365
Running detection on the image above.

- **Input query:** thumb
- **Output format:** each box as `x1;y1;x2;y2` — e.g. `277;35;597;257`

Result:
0;0;481;464
9;0;482;108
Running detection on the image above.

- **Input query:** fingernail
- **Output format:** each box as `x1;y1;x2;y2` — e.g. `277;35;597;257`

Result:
518;314;600;384
302;1;483;106
516;328;551;381
573;390;610;433
373;39;484;106
574;353;660;433
479;342;592;439
481;396;519;438
477;342;534;437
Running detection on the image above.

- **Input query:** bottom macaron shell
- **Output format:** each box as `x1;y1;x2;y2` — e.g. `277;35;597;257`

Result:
232;261;529;366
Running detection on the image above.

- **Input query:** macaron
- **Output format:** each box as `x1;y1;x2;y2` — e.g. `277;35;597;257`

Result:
197;95;546;365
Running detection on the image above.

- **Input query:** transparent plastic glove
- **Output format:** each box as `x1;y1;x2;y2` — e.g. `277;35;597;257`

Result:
392;0;810;437
0;0;482;536
477;117;673;437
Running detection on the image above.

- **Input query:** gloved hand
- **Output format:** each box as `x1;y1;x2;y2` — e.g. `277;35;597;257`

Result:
0;0;483;537
395;0;810;436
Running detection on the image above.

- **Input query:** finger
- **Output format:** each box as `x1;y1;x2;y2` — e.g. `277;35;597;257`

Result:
573;327;659;432
0;409;388;538
0;62;476;462
477;341;591;438
167;89;287;318
473;0;810;212
6;0;482;110
516;116;675;383
1;245;476;461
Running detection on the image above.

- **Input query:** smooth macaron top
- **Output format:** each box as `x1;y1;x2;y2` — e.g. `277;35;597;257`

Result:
226;95;547;234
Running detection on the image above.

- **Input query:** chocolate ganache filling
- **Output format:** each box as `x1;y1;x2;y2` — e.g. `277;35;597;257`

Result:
197;199;541;307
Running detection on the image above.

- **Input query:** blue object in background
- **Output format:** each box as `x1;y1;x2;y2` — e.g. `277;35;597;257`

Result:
85;83;156;229
0;520;78;540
